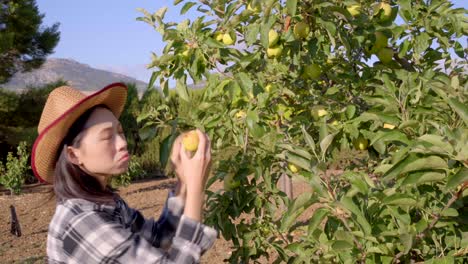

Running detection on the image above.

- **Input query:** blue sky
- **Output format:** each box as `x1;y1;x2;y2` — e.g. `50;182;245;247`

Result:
37;0;467;83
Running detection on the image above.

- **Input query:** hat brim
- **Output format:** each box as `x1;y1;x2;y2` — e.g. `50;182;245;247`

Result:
31;82;128;184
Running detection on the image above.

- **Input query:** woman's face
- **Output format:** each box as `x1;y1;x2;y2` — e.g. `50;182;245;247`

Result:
68;107;130;180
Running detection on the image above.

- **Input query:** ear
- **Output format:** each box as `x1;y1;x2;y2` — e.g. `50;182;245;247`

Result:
66;146;82;166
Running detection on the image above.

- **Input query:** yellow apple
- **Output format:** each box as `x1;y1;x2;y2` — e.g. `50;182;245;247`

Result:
235;110;246;119
383;123;396;129
293;22;310;39
182;130;199;152
353;136;368;150
373;2;392;22
265;84;275;93
303;64;322;80
331;120;339;126
288;163;299;173
247;3;261;13
267;45;283;58
377;47;393;64
347;4;361;17
311;107;328;120
222;32;236;45
214;31;224;42
268;29;280;48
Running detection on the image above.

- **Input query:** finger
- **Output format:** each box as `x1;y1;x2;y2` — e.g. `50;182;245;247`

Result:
170;135;182;162
194;129;207;158
204;134;211;155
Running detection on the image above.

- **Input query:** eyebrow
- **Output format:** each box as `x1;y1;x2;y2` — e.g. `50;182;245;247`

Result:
99;124;123;134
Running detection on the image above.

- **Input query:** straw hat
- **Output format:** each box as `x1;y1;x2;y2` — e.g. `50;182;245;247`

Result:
31;82;128;184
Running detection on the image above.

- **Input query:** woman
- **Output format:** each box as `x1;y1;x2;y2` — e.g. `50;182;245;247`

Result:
31;83;216;263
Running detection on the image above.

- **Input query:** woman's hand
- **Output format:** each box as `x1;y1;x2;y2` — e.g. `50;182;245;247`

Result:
170;135;186;198
178;129;211;221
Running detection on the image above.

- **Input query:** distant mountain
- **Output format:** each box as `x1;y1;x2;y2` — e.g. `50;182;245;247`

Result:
2;58;150;92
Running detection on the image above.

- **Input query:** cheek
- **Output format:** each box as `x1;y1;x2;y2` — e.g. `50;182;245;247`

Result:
83;140;116;163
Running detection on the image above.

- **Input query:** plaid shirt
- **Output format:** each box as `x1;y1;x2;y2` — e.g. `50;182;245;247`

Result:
47;192;217;263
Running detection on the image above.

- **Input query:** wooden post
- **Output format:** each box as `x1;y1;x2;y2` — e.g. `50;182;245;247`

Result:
10;205;21;237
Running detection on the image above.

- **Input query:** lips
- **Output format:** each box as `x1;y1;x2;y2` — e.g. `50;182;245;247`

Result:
118;152;129;162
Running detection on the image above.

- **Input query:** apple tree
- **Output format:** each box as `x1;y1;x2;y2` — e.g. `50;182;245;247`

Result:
138;0;467;262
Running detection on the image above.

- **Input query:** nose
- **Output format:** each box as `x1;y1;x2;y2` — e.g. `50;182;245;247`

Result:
116;131;128;152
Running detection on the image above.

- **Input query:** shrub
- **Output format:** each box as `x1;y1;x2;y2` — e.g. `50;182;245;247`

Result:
0;141;30;195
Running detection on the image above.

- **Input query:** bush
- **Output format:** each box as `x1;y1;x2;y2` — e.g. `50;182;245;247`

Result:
0;141;30;195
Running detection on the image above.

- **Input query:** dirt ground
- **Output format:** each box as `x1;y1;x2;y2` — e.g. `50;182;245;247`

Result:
0;177;312;263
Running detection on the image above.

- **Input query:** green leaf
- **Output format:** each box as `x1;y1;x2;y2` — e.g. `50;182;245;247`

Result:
447;97;468;126
370;131;411;146
446;167;468;190
383;193;417;206
307;208;329;235
320;133;336;157
235;72;253;94
245;24;260;46
160;133;177;169
286;0;297;16
280;152;312;172
401;171;446;186
176;76;190;102
383;154;448;182
278;143;313;160
400;233;413;254
414;134;454;155
302;125;316;154
345;105;356;119
440;208;459;217
180;2;196;15
454;41;465;58
147;71;158;89
280;192;316;232
332;240;353;251
340;197;372;235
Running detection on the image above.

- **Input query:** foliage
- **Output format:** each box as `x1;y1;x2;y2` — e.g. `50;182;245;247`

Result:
138;0;468;262
0;0;60;83
0;141;30;195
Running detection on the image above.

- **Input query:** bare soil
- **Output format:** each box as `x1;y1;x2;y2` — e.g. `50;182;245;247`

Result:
0;177;312;263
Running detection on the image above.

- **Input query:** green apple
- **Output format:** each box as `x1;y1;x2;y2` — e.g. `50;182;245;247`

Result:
377;47;393;64
222;32;236;45
369;31;388;54
303;64;322;80
268;29;280;48
373;2;392;22
347;4;361;17
267;45;283;58
224;173;240;191
293;22;310;39
353;136;368;150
